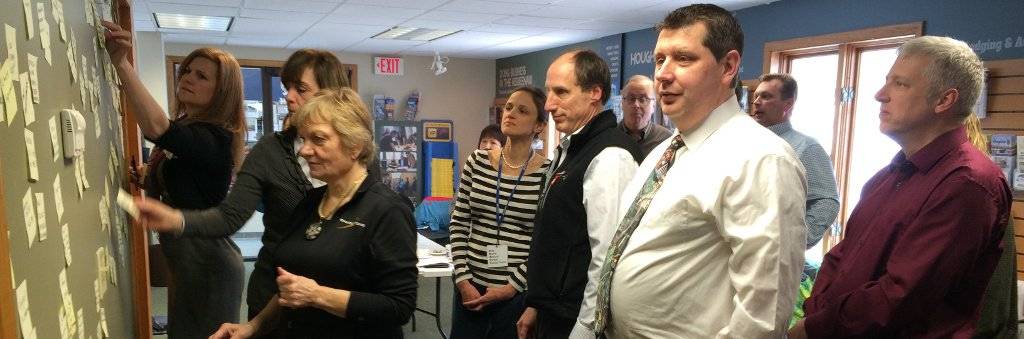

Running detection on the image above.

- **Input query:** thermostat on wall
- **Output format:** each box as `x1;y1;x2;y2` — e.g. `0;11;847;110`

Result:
61;109;86;159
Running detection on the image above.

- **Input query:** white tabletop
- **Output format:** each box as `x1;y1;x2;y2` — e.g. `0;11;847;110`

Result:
417;233;453;278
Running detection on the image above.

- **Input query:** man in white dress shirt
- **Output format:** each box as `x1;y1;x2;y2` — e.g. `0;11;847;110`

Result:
517;49;640;339
595;4;807;338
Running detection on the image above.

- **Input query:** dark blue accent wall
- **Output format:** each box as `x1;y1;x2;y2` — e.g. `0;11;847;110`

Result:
498;0;1024;93
734;0;1024;80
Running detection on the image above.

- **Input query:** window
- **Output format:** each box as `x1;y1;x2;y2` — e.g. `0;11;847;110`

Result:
760;23;922;256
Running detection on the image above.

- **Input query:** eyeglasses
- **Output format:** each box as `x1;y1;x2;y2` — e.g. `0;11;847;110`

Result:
624;96;655;105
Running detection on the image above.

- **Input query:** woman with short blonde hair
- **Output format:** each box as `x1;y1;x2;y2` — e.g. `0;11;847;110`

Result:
211;89;417;339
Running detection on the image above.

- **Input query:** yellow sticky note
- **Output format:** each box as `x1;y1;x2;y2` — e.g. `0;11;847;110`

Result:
430;158;455;198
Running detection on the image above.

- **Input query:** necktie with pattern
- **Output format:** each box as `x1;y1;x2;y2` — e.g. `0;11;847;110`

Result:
593;134;685;334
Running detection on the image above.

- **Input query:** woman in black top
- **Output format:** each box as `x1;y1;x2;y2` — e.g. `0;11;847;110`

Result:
133;49;353;321
103;22;247;338
210;89;417;339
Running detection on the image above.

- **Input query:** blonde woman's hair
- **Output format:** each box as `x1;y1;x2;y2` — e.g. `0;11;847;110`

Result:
172;47;247;171
964;112;989;155
291;88;376;166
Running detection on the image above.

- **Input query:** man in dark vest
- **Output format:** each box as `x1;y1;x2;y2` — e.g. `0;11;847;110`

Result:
516;49;641;339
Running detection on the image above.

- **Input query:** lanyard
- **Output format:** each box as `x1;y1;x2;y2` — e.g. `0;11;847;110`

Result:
494;152;529;240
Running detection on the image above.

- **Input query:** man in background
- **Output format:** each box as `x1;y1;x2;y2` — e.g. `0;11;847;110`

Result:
751;73;839;249
619;75;672;159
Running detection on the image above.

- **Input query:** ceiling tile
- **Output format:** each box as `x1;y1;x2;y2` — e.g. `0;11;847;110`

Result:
133;2;152;18
554;0;663;8
572;20;651;32
308;22;392;35
321;13;407;26
158;28;229;36
436;0;541;15
415;10;508;23
230;18;311;35
239;8;325;22
344;38;424;55
243;0;338;13
331;4;426;18
289;35;365;50
163;33;227;45
494;15;587;28
149;0;242;7
148;2;238;17
525;5;619;19
472;23;554;35
227;34;295;48
134;20;158;31
344;0;450;10
399;19;483;31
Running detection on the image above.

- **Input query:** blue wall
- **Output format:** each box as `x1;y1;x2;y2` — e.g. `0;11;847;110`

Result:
734;0;1024;80
497;0;1024;93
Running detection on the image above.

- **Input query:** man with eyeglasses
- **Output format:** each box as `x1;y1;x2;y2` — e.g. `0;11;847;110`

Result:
619;75;672;159
751;73;839;250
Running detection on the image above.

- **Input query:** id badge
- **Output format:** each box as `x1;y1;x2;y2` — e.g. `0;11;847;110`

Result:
486;244;509;267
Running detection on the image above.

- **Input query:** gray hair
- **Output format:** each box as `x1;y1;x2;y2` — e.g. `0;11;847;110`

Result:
622;75;654;93
897;36;984;118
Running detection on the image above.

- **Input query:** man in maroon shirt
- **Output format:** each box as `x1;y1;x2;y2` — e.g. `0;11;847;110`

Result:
788;36;1011;338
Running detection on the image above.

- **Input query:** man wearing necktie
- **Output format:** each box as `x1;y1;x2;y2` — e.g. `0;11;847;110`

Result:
517;49;640;339
592;4;807;338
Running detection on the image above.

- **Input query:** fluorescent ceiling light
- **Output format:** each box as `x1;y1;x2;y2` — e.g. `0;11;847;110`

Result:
154;13;233;31
372;26;460;41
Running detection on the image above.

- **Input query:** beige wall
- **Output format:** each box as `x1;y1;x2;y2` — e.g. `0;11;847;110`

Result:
160;43;495;169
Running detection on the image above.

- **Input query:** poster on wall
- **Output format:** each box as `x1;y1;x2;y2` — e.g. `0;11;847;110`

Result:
423;120;453;142
375;120;422;206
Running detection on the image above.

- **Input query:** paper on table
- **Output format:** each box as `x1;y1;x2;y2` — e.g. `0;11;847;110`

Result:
34;192;46;242
61;223;71;266
37;3;51;65
21;0;33;39
15;280;34;339
27;54;39;103
22;190;37;247
19;72;34;125
48;116;60;161
25;128;38;181
54;175;64;220
5;24;19;76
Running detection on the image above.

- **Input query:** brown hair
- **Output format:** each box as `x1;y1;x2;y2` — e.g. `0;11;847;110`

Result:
290;88;376;166
172;47;246;171
282;49;350;91
657;4;744;61
758;73;798;100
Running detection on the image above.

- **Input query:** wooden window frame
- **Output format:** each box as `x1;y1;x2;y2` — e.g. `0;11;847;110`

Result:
760;22;922;250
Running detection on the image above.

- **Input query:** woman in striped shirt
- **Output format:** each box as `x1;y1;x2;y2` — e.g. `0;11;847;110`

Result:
449;86;551;339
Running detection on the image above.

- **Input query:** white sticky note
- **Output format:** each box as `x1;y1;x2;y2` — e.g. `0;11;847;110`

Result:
15;281;33;339
24;128;38;182
99;307;108;337
27;54;39;103
75;160;84;198
76;309;84;339
48;116;60;161
58;268;73;320
19;72;34;125
3;60;19;125
37;3;51;65
34;192;46;242
21;0;34;39
67;44;77;83
22;190;37;247
98;198;108;231
80;157;90;189
115;189;138;220
61;223;71;266
5;24;19;76
53;175;64;220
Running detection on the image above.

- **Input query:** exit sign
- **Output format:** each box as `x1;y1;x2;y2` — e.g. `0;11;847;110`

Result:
374;56;404;75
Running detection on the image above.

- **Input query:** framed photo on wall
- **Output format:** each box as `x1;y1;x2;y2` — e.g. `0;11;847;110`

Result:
374;120;423;206
422;120;453;142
